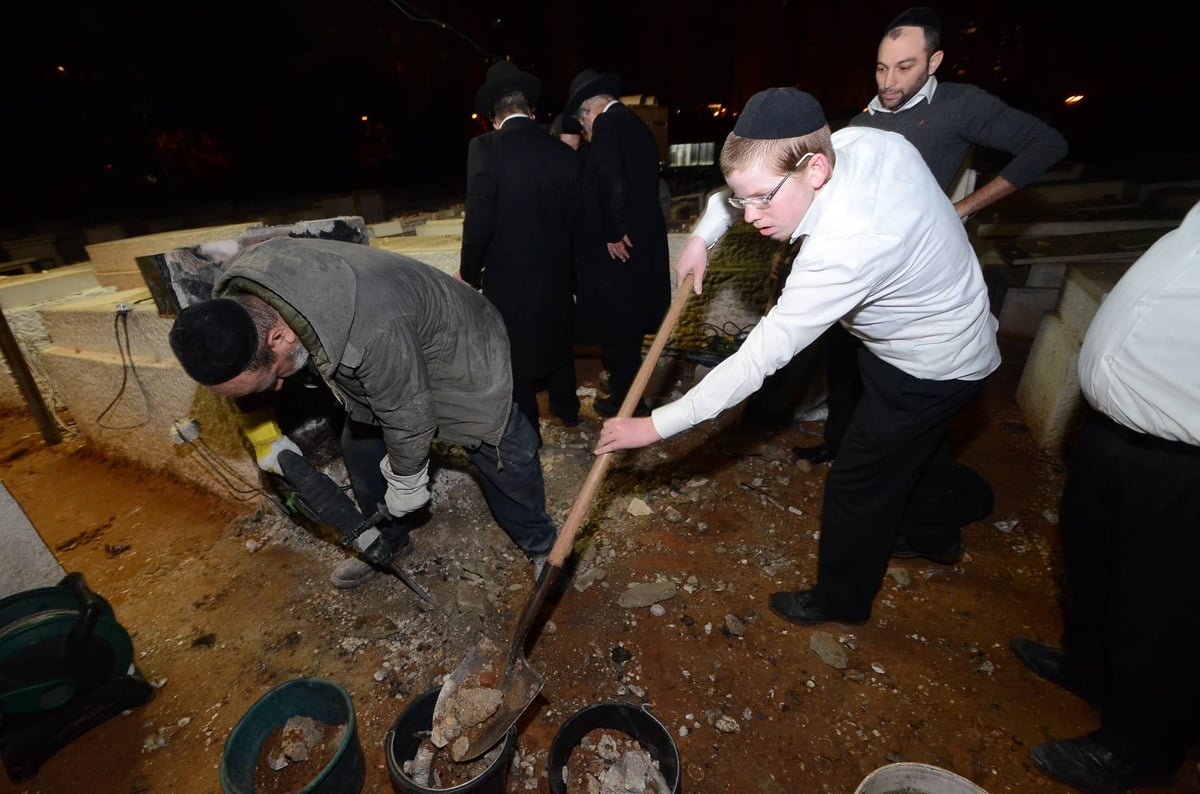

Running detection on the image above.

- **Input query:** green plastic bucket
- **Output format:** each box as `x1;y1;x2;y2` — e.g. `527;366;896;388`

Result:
219;677;364;794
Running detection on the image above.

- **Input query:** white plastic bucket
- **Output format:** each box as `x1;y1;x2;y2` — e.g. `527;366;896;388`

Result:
855;762;989;794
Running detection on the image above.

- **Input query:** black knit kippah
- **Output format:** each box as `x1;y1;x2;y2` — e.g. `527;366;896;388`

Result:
169;298;257;385
886;6;941;36
733;87;827;140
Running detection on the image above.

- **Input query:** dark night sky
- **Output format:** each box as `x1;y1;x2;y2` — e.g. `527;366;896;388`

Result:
3;1;1192;233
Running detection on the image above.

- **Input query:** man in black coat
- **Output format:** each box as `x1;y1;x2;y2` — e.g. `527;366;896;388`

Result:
460;60;584;443
564;68;670;417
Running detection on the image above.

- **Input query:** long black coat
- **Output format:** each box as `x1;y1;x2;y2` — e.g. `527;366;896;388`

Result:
574;103;670;343
460;116;582;380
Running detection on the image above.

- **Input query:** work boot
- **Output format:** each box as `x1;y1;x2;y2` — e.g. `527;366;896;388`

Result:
329;534;412;589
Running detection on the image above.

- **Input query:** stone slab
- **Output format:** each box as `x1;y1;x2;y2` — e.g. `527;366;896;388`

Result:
415;218;464;236
0;265;100;310
1058;262;1132;339
1016;312;1085;456
38;347;258;499
975;218;1178;239
998;287;1058;339
84;223;262;287
0;482;66;598
39;287;172;362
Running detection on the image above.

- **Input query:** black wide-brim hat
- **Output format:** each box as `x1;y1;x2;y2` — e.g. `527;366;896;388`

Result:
474;60;542;118
562;68;622;120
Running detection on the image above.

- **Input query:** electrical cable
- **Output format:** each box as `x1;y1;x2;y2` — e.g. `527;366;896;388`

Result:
171;420;267;502
95;309;153;430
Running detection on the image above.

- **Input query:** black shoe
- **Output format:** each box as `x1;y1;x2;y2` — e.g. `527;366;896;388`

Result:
593;395;650;418
793;443;834;464
891;535;964;565
768;589;868;627
1010;637;1103;710
560;416;581;428
1030;735;1178;794
948;463;994;525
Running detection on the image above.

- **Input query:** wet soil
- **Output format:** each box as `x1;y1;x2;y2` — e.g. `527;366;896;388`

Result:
2;338;1199;794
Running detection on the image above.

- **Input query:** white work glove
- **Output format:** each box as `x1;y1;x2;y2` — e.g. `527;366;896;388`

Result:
256;436;303;476
380;457;430;518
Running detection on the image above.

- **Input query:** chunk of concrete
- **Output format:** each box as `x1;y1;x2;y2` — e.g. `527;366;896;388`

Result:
1015;313;1084;456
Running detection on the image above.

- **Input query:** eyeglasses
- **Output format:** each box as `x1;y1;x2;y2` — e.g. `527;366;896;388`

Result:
727;152;815;210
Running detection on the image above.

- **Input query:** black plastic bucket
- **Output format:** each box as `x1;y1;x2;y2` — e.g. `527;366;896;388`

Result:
219;677;364;794
547;702;681;793
385;686;516;794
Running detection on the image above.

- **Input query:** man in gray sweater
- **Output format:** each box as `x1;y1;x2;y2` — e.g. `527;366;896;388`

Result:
790;5;1068;472
848;5;1068;221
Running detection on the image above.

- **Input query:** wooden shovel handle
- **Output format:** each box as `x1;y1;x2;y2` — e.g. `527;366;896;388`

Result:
547;274;694;567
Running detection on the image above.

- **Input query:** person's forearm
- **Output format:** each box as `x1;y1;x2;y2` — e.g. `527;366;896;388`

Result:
953;175;1017;220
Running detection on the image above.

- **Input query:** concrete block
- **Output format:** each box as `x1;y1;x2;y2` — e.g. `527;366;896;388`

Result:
1057;262;1131;339
38;347;258;500
415;218;464;237
1001;180;1127;208
370;219;417;238
0;265;100;310
84;223;262;289
369;236;462;275
0;271;116;411
1016;313;1085;456
998;287;1058;338
39;287;173;362
974;218;1178;239
1026;262;1067;288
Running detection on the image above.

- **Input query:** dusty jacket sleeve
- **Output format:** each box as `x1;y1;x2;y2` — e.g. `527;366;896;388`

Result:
460;136;494;288
960;87;1068;189
351;318;438;477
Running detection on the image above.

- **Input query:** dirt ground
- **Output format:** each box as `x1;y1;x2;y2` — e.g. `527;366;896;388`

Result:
2;337;1199;794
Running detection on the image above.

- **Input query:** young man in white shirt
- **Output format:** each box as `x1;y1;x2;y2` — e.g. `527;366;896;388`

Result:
595;87;1000;626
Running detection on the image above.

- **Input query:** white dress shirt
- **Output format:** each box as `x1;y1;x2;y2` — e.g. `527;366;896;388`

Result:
865;75;939;115
1078;201;1200;445
655;127;1000;440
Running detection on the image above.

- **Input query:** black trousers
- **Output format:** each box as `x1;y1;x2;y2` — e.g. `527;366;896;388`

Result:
816;348;986;617
1060;411;1200;770
601;338;645;406
513;362;580;435
821;322;864;455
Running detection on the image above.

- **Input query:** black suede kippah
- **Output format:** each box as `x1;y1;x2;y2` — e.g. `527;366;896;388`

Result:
733;87;826;140
169;298;257;385
886;6;941;36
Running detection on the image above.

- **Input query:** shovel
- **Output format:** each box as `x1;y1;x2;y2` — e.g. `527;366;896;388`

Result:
431;274;695;762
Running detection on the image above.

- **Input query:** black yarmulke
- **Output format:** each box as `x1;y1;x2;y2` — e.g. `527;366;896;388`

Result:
886;6;941;36
169;298;258;386
733;87;827;140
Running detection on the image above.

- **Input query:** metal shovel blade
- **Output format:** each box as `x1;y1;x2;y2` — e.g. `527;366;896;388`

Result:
432;635;545;762
431;562;557;762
